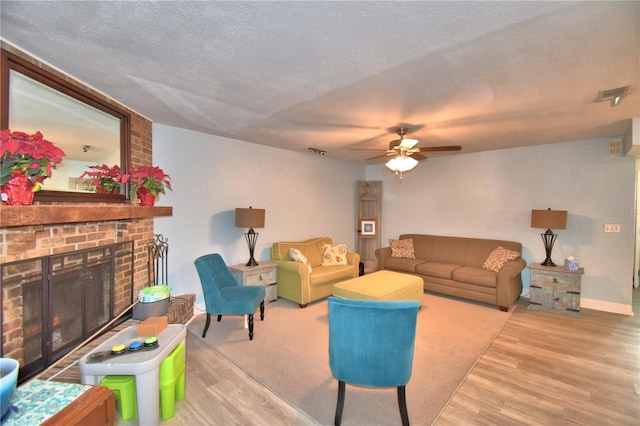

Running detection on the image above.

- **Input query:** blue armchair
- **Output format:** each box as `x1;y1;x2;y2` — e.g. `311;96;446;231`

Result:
328;296;420;426
194;253;265;340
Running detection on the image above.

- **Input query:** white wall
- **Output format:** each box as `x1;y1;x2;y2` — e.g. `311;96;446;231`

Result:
153;125;635;314
152;124;365;308
367;138;636;314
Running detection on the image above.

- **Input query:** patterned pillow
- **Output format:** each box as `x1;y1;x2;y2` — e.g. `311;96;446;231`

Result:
289;248;312;272
389;239;416;258
483;246;520;273
321;244;348;266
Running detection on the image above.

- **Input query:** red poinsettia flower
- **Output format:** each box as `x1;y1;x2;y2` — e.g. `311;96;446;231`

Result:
1;129;66;186
79;164;124;193
122;165;172;198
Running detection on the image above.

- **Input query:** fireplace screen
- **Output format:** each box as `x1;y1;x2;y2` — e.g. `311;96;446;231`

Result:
1;241;134;382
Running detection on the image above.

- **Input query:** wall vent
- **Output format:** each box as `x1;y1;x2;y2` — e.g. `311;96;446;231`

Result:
608;138;623;156
308;147;327;156
597;86;631;107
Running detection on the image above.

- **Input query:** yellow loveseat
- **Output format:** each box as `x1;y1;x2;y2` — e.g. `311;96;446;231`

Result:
270;237;360;308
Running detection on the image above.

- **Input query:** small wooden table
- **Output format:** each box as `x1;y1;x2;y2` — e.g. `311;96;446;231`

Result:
228;262;278;305
4;379;114;426
528;263;585;316
43;385;115;426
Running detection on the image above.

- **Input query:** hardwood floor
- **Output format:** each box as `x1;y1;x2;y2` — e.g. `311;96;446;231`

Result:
140;331;316;426
435;288;640;425
39;290;639;425
39;320;316;425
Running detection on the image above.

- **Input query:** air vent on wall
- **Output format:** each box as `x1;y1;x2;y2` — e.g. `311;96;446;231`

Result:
308;147;327;156
597;86;631;107
608;138;623;156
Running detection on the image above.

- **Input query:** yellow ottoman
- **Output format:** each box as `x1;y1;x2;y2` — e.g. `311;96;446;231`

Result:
333;270;424;305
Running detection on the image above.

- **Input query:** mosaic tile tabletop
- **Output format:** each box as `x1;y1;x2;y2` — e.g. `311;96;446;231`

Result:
3;379;90;425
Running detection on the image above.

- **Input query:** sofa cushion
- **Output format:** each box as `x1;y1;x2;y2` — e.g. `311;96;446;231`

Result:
389;239;415;258
415;262;461;280
289;248;312;272
400;234;468;264
452;266;497;288
321;244;349;266
309;265;355;287
384;257;426;273
271;237;333;266
482;246;521;273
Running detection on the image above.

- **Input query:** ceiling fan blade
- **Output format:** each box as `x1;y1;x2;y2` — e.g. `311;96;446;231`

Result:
366;153;390;161
417;145;462;152
349;148;387;152
410;153;427;161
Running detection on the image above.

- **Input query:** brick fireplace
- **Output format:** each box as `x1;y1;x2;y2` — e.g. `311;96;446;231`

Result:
1;241;135;380
0;43;172;381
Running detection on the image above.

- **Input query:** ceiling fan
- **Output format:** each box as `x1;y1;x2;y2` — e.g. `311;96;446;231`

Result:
351;127;462;180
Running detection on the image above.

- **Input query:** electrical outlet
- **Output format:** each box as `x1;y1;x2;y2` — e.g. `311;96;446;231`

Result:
604;224;621;233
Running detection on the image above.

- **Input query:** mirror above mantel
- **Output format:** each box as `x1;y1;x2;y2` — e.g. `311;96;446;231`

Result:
1;46;131;203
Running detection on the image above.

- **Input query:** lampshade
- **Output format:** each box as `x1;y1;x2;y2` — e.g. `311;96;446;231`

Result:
531;209;567;230
385;156;418;173
235;207;265;229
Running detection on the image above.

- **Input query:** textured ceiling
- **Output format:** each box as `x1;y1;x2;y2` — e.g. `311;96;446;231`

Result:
1;1;638;163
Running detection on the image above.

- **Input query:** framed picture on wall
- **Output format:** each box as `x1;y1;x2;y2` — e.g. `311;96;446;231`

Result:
361;220;376;236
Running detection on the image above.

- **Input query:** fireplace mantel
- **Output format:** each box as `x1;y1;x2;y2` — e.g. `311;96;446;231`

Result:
0;205;173;227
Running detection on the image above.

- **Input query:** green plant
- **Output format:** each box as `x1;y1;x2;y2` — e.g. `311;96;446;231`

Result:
122;165;172;199
0;129;65;187
79;164;123;193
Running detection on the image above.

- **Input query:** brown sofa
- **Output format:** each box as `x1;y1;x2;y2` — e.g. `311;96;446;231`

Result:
375;234;526;311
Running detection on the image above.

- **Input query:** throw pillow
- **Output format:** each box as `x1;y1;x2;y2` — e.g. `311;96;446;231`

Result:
389;239;416;258
321;244;348;266
289;248;312;272
483;246;520;273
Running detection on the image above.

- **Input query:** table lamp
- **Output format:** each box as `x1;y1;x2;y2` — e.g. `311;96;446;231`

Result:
531;208;567;267
235;207;265;266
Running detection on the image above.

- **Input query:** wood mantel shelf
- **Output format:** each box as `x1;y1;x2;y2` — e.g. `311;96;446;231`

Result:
0;205;173;227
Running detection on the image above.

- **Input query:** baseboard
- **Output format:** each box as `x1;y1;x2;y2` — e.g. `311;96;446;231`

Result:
581;297;634;315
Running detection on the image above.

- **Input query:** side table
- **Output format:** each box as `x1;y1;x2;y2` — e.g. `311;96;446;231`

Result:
228;262;278;305
5;379;115;426
528;263;585;316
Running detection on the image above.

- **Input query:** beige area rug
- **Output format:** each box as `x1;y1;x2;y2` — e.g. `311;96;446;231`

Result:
187;293;512;425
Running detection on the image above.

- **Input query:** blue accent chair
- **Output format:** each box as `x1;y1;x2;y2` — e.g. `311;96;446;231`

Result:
328;296;420;426
194;253;265;340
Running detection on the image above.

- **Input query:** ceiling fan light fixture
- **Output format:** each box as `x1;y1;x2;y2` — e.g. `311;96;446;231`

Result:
385;156;418;172
385;157;397;171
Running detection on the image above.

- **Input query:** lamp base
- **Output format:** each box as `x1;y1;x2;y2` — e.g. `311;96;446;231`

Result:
540;229;558;268
244;228;259;267
540;258;556;267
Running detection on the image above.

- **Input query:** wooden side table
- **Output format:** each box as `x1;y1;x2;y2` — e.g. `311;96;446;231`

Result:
228;262;278;305
5;380;115;426
528;263;585;316
43;384;115;426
